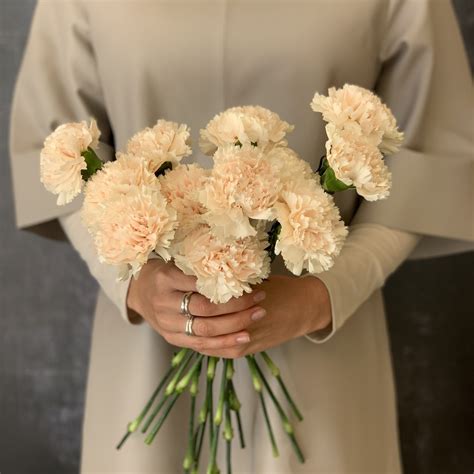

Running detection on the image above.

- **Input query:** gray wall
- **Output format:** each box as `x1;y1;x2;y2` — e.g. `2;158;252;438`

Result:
1;1;473;473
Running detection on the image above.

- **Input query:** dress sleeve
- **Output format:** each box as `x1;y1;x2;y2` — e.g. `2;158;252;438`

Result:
59;210;138;324
9;0;114;240
305;223;420;344
352;0;474;258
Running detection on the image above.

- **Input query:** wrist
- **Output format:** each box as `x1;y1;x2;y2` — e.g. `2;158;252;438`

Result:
303;276;333;335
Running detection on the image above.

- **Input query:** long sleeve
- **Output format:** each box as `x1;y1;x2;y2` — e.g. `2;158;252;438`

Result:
9;0;115;239
59;210;136;324
353;0;474;257
306;223;421;343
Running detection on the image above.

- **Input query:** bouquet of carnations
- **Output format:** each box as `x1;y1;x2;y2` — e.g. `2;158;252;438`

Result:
40;84;403;473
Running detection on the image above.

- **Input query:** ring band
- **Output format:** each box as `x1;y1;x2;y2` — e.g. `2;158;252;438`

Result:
180;291;194;316
185;315;195;336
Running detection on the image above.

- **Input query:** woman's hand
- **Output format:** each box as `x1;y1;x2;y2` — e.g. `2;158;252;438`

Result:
126;259;267;352
200;275;332;358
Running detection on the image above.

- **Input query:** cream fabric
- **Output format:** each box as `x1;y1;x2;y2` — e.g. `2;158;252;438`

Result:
59;210;132;323
9;0;474;473
305;223;420;343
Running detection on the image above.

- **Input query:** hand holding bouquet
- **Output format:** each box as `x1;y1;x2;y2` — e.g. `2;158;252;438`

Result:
40;84;403;473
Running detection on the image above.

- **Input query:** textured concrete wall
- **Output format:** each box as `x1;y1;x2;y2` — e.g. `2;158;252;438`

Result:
1;1;473;473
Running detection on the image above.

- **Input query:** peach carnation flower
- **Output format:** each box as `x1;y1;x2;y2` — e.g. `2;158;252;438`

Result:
267;146;314;192
159;164;209;240
82;153;159;233
326;124;392;201
40;120;100;205
199;145;281;239
199;105;294;155
311;84;404;154
127;119;192;173
94;186;177;280
275;181;347;275
172;224;270;303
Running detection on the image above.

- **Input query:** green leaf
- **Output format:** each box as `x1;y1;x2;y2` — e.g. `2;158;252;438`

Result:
155;161;173;177
81;147;103;181
320;165;353;193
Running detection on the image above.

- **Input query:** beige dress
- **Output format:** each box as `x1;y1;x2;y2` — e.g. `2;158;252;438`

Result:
9;1;473;473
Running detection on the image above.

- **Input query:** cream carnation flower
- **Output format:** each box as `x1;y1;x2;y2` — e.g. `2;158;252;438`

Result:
311;84;404;154
159;164;209;240
94;186;177;280
40;120;100;205
172;224;270;303
199;145;281;239
267;146;314;192
199;105;294;155
82;153;159;233
275;181;347;275
127;119;192;173
325;124;392;201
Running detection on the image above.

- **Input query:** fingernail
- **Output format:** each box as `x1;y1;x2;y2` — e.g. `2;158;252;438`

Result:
251;308;266;321
253;291;266;303
236;335;250;344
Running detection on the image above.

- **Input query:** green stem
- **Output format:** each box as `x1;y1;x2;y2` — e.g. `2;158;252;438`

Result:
116;349;190;449
193;416;207;472
234;410;245;450
207;424;220;474
165;351;196;396
207;357;218;446
176;354;204;394
207;360;228;474
183;361;202;472
142;351;194;433
226;436;232;474
227;380;245;449
193;378;209;474
116;365;175;449
214;360;228;426
259;391;279;458
183;395;196;472
252;356;305;463
144;391;181;445
260;352;303;421
224;388;234;474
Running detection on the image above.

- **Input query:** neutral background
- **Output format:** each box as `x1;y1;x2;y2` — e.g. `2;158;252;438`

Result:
1;1;473;473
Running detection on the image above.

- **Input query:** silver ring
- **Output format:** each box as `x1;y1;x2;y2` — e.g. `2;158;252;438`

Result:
185;315;195;336
180;291;194;316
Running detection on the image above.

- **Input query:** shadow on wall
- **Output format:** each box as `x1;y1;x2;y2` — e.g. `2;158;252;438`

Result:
0;1;473;473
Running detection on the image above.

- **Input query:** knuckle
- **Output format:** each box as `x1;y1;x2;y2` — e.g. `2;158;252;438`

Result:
193;338;206;352
194;298;213;317
194;319;213;337
155;264;172;286
151;296;163;312
227;346;245;359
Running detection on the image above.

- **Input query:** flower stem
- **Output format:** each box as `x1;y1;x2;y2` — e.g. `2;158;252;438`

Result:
207;359;228;474
228;380;245;449
207;357;219;445
224;385;234;474
234;410;245;450
144;391;181;445
116;365;174;450
260;352;303;421
116;350;189;449
259;391;279;458
142;350;194;433
183;360;202;472
252;356;305;463
246;355;279;457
